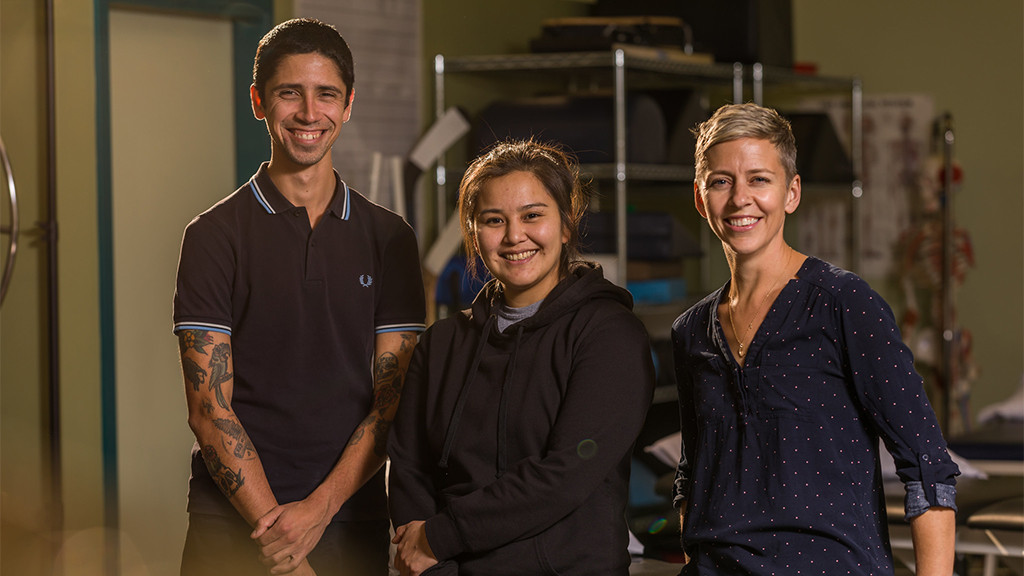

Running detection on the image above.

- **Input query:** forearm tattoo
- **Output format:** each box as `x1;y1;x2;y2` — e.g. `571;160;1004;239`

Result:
208;343;232;410
214;418;257;460
181;331;249;497
367;341;406;456
350;333;416;457
371;414;390;456
182;357;207;391
373;353;401;411
202;444;245;497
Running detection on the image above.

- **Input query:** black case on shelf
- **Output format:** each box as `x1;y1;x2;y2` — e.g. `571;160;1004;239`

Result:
593;0;794;68
473;93;668;164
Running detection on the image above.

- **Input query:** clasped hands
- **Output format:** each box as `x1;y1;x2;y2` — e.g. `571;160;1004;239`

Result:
247;497;438;576
251;498;332;575
392;520;439;576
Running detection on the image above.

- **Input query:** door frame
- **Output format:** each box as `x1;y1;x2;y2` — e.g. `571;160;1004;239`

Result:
92;0;271;562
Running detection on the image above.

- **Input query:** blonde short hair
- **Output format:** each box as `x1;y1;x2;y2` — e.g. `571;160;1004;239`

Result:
693;103;798;184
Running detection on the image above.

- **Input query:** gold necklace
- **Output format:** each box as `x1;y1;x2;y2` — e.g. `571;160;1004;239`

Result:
727;250;793;359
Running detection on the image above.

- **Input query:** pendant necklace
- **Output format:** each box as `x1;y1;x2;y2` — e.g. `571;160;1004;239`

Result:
728;249;793;359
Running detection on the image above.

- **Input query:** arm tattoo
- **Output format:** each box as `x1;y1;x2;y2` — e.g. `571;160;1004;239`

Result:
372;414;390;457
178;329;212;355
369;351;405;456
349;414;391;457
202;444;245;497
348;426;365;446
208;343;232;410
399;332;415;354
214;418;256;460
201;398;215;415
347;351;405;456
372;352;402;411
182;357;207;391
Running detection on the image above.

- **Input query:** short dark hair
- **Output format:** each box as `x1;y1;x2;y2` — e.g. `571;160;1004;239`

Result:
458;139;591;278
252;18;354;104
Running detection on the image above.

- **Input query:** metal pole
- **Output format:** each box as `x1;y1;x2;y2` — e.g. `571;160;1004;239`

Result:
613;49;627;286
752;62;763;106
940;113;955;433
434;54;447;237
849;78;863;273
44;0;64;571
732;63;743;104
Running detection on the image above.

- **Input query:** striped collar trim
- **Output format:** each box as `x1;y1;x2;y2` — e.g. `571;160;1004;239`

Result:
248;166;351;221
250;177;275;214
337;181;351;220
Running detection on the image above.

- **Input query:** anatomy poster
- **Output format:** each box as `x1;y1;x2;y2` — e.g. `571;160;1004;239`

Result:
794;94;935;280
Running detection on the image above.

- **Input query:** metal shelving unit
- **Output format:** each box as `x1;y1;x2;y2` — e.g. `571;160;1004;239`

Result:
433;48;862;294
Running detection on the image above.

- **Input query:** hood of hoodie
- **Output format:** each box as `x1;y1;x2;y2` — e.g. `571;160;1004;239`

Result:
468;261;633;337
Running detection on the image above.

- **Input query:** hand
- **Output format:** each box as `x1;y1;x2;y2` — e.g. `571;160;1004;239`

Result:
251;498;333;575
392;521;438;576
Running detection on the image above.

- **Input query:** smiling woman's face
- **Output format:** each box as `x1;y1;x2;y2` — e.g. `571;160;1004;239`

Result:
473;171;569;308
695;137;801;259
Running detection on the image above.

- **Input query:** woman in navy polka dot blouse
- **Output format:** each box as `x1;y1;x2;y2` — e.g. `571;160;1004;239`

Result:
671;103;959;575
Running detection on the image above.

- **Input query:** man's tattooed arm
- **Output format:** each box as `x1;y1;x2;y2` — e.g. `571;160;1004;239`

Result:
202;444;245;496
214;417;257;460
207;342;232;410
370;350;402;456
178;328;277;520
349;332;417;458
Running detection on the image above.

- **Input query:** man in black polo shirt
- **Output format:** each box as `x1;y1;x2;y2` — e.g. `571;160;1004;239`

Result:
172;18;425;576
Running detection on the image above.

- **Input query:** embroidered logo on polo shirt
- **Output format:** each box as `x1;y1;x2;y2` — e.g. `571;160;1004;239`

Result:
359;274;373;287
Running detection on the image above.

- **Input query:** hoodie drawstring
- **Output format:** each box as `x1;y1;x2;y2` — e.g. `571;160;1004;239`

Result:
438;314;496;471
496;325;524;478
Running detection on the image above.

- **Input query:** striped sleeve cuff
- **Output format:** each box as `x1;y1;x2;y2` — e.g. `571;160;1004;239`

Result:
173;322;231;336
375;323;426;334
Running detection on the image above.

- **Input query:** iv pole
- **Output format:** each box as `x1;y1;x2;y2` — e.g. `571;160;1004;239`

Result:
939;113;955;434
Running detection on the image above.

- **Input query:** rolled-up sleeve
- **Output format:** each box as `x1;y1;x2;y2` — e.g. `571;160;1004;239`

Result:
837;277;960;512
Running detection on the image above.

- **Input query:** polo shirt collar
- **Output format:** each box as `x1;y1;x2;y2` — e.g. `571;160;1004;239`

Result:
248;162;352;221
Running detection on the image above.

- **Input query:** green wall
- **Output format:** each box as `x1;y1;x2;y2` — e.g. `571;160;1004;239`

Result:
791;0;1024;423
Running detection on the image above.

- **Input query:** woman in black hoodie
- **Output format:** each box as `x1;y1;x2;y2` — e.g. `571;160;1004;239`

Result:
388;140;656;576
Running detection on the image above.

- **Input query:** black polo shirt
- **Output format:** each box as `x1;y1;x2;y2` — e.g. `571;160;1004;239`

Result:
173;162;426;522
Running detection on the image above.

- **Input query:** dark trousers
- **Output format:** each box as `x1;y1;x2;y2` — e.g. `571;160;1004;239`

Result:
180;513;390;576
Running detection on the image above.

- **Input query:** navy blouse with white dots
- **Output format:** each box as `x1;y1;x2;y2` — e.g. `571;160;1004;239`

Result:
671;256;958;575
